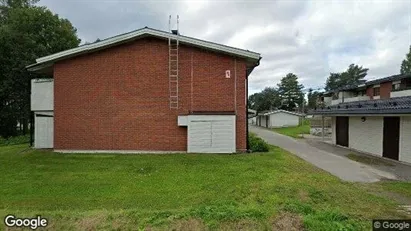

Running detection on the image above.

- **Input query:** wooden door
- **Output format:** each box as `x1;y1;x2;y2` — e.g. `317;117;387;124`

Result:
383;117;400;160
336;117;349;147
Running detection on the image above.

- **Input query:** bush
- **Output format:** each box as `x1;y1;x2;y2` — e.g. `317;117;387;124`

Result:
249;133;269;152
0;134;30;146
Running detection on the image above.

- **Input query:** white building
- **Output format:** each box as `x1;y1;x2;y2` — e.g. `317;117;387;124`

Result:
256;110;303;128
248;109;257;125
310;96;411;164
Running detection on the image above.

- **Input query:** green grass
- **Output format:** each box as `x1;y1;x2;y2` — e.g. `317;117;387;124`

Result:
380;182;411;198
272;124;310;138
0;144;410;230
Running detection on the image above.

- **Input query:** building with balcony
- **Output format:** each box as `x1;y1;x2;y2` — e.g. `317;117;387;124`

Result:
319;74;411;106
310;74;411;165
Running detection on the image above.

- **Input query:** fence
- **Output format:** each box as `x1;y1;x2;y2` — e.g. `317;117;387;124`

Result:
308;117;332;128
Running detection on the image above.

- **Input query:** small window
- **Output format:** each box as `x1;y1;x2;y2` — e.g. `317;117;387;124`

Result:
373;87;380;96
392;83;401;91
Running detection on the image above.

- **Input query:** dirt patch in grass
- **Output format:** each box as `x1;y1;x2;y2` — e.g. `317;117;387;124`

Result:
298;190;310;202
347;153;394;166
76;214;106;230
272;212;304;231
168;219;207;231
218;219;267;231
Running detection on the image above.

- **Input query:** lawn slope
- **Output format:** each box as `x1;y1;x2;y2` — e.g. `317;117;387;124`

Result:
0;144;410;230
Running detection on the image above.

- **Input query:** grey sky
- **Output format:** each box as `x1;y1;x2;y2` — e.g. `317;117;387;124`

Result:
39;0;411;94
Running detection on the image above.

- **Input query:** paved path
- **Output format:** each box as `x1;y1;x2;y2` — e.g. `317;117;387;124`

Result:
250;126;397;183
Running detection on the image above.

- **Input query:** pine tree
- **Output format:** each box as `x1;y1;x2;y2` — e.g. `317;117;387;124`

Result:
400;45;411;74
277;73;304;111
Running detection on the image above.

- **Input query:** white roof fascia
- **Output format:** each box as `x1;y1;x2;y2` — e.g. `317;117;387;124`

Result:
34;28;261;65
263;110;303;117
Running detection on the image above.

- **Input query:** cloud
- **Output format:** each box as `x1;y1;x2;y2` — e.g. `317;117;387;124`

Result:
38;0;411;95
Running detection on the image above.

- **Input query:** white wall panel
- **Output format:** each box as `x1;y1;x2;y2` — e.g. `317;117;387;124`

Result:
187;115;235;153
349;116;383;157
31;79;53;111
34;113;54;148
270;112;299;128
400;116;411;164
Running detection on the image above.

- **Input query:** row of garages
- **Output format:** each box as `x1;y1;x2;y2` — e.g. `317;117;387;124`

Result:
332;116;411;163
248;110;303;128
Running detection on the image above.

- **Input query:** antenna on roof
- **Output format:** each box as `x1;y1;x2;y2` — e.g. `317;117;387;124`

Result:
169;15;179;35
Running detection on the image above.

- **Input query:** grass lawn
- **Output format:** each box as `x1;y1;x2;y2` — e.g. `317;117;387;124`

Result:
272;124;310;138
1;145;410;230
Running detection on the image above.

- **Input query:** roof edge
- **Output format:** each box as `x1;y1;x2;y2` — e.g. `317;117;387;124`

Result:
28;27;261;70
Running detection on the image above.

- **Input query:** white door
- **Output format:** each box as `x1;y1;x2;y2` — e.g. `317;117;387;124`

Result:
188;116;236;153
35;115;54;148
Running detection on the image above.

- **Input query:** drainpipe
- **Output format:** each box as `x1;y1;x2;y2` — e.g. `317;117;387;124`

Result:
246;70;250;152
30;111;34;147
245;58;261;152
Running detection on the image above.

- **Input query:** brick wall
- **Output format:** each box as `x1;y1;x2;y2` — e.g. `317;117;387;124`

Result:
366;87;374;99
366;82;392;99
380;82;391;99
54;37;247;151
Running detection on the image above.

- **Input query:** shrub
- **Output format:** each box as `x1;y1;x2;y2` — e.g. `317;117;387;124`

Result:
0;134;30;146
249;133;269;152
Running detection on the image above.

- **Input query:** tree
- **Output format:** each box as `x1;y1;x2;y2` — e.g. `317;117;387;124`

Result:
400;45;411;74
324;64;368;91
277;73;304;111
0;1;80;137
324;73;341;92
307;88;321;109
248;87;281;112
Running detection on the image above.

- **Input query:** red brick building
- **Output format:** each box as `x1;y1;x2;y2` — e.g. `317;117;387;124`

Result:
28;27;261;153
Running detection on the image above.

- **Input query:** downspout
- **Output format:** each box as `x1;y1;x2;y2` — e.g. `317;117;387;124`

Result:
30;111;34;147
246;57;261;152
29;78;34;147
246;72;249;152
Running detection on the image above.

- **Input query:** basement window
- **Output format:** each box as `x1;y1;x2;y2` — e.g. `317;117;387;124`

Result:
373;87;380;96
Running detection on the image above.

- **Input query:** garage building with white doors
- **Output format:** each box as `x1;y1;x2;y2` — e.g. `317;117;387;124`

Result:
256;110;303;128
310;96;411;164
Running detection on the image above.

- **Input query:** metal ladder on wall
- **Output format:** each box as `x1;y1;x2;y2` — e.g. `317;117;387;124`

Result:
169;15;179;109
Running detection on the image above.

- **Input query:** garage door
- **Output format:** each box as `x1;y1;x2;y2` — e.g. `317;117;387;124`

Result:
35;114;53;148
188;116;235;153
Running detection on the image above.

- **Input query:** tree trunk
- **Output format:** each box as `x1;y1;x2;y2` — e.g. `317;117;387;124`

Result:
22;118;28;134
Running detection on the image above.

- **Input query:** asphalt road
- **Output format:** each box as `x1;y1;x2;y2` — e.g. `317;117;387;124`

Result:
250;125;397;183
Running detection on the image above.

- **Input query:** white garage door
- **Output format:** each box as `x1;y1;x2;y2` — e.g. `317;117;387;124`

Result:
35;114;53;148
187;115;236;153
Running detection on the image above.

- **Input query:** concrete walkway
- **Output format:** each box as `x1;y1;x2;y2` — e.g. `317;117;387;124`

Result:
250;126;397;183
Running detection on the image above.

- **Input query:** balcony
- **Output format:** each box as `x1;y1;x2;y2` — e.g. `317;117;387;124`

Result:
330;96;370;105
391;87;411;98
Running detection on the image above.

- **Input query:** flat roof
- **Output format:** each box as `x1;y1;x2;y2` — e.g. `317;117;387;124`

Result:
309;96;411;115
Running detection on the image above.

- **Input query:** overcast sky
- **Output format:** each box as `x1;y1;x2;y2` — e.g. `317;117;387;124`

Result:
39;0;411;95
